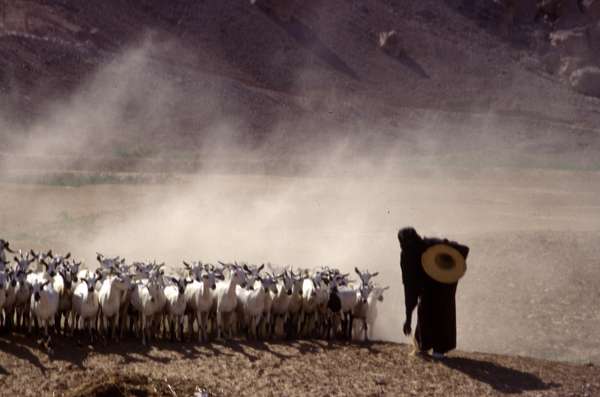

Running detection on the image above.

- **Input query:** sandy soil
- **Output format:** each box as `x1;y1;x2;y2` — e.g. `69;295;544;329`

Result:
0;334;598;397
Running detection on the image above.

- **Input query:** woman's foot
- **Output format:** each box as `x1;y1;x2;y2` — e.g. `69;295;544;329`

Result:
431;351;445;360
409;335;421;356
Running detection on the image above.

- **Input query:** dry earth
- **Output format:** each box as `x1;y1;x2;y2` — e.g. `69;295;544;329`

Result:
0;334;598;397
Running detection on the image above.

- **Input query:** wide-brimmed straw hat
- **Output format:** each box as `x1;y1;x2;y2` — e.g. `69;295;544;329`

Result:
421;244;467;284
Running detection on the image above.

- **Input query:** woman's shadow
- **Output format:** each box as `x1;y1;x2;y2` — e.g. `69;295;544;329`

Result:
443;356;560;394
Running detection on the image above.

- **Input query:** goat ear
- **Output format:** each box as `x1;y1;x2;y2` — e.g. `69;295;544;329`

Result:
372;272;379;277
355;267;361;276
183;261;191;269
96;254;103;263
383;286;389;290
258;264;264;272
64;252;71;259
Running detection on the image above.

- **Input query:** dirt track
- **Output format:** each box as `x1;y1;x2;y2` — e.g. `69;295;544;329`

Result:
0;334;598;397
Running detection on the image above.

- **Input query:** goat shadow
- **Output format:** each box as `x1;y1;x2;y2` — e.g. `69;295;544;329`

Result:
443;356;560;393
247;340;294;360
152;339;236;359
286;339;381;356
0;336;47;374
29;335;198;368
218;339;260;362
253;4;359;80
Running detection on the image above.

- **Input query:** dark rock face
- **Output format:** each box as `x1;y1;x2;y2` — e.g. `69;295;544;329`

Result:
570;66;600;97
250;0;299;21
378;30;402;58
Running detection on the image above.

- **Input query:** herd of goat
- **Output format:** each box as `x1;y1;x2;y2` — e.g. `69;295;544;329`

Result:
0;239;389;347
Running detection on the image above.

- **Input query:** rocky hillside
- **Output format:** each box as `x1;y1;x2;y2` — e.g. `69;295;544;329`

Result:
0;0;599;170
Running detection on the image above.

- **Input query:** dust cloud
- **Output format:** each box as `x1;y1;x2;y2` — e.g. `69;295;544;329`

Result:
1;39;600;364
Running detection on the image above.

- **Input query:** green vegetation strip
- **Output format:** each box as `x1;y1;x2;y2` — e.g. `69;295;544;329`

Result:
0;172;174;187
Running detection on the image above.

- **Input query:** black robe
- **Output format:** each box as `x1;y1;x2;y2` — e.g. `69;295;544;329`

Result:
398;228;470;354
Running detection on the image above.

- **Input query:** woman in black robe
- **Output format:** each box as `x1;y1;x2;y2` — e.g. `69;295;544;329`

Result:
398;227;470;358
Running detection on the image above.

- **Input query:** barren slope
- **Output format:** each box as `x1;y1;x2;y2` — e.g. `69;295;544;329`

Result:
0;0;599;169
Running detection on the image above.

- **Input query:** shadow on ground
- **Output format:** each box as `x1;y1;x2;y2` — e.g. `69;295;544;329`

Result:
444;356;560;393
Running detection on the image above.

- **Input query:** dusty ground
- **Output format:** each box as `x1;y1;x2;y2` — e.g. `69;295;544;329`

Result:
0;334;598;397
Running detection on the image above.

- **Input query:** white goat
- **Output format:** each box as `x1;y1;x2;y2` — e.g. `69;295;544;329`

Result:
236;274;276;339
184;263;220;342
287;271;305;337
336;283;359;340
270;271;294;338
130;273;166;345
3;270;18;327
300;271;328;337
364;286;389;340
72;272;102;343
259;273;278;339
52;256;78;333
29;279;59;338
355;267;379;288
351;283;374;342
163;277;191;341
33;253;66;326
213;263;247;339
0;239;15;270
98;273;130;340
12;252;38;329
0;272;7;320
